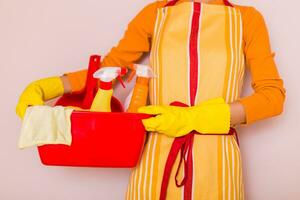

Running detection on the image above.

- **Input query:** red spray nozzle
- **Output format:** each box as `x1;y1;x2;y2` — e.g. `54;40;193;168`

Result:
116;67;128;88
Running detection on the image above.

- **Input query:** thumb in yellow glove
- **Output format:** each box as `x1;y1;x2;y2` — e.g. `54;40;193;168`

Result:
138;97;231;137
16;77;65;119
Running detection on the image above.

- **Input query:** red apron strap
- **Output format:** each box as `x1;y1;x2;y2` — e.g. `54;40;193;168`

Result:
160;135;189;200
160;102;195;200
182;133;194;200
164;0;233;7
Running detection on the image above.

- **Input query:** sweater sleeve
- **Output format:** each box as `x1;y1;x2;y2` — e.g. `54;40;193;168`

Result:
237;7;286;124
65;1;160;93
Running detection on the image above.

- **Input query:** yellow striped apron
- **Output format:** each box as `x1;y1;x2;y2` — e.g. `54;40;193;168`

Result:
126;0;245;199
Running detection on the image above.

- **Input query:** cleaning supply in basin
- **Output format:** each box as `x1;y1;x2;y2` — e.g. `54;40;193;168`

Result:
18;105;73;149
90;67;127;112
127;64;154;113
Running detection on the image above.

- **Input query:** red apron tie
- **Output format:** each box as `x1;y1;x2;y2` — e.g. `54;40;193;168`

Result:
159;101;239;200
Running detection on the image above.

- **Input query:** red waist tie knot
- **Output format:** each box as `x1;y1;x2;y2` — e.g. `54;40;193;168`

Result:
159;101;238;200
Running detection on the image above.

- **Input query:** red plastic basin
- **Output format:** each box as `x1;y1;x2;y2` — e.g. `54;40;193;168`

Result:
38;110;149;168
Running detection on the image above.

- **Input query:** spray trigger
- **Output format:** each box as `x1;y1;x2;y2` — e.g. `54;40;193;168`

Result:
117;76;126;88
127;70;136;83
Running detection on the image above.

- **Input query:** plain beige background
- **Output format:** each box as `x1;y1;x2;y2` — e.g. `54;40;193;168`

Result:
0;0;299;199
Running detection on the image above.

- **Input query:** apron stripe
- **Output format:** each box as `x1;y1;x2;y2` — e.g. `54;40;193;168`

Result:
238;11;245;98
158;7;171;105
240;151;244;199
225;137;233;200
189;2;201;106
139;134;154;199
135;160;142;200
223;136;227;200
231;7;238;103
152;135;163;199
234;8;239;103
132;163;138;200
155;8;166;105
151;6;164;105
217;136;223;200
236;9;244;101
226;7;235;103
235;9;242;101
230;138;237;200
136;160;142;200
192;140;195;200
232;8;239;102
139;137;152;199
137;149;145;199
227;136;232;200
186;3;193;106
228;8;237;103
149;133;158;199
232;133;242;200
143;135;152;198
223;7;232;103
234;138;241;200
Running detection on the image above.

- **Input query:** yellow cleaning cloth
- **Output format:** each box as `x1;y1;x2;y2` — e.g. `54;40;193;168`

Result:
18;106;74;149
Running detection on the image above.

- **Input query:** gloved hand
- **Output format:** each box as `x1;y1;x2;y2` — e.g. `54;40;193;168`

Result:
16;77;65;119
138;97;231;137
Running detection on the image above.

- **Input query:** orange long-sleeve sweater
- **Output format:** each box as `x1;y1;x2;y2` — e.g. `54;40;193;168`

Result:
65;0;286;124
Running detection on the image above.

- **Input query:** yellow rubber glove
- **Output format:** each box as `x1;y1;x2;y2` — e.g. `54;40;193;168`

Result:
138;98;231;137
16;77;65;119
